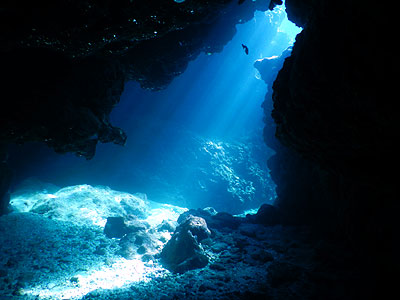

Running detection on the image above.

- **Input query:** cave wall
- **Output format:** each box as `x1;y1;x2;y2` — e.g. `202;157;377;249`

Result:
1;0;270;158
265;0;395;278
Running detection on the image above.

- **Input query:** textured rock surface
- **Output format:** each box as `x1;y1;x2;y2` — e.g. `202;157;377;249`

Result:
9;183;150;227
246;203;282;225
0;0;270;159
104;217;130;239
126;129;275;214
0;146;12;215
0;184;379;299
261;0;395;295
161;215;211;273
271;0;394;236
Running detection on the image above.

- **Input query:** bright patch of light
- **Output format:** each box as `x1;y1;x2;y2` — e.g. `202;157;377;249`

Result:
234;207;259;218
255;69;262;80
8;184;187;300
23;258;168;299
278;17;302;44
145;202;187;228
275;2;303;44
10;184;149;228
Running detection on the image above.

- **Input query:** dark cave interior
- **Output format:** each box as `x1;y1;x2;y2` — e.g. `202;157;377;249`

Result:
0;0;396;299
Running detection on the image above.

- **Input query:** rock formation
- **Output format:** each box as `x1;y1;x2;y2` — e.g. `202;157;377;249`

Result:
161;215;211;273
0;0;271;158
266;0;396;294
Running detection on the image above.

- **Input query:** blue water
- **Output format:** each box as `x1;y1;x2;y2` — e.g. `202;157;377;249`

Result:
8;8;301;214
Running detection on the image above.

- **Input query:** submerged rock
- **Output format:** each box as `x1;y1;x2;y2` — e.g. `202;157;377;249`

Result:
128;130;275;215
208;212;241;230
10;183;150;227
104;217;129;238
157;220;177;233
178;208;242;231
161;215;211;273
246;203;282;225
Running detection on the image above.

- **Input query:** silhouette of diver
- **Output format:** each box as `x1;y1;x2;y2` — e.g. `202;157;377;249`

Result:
241;44;249;55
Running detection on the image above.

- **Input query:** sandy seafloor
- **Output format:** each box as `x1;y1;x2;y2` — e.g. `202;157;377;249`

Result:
0;183;335;300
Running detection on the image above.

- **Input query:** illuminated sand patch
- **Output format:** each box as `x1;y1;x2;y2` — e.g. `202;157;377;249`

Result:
3;184;187;299
23;257;168;299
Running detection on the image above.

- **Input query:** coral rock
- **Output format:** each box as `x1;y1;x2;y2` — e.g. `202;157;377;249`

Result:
161;215;211;273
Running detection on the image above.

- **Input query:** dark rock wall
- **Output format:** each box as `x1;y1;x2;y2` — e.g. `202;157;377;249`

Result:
1;0;270;159
0;146;12;215
265;0;395;284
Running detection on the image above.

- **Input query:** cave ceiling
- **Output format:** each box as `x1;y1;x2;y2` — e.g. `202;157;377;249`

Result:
0;0;275;159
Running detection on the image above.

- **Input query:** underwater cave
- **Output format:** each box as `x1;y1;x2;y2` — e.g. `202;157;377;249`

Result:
0;0;395;299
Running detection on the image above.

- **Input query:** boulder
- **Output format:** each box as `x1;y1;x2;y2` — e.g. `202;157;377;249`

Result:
104;217;129;238
124;215;149;232
177;208;217;224
246;204;281;225
10;184;150;227
180;215;211;242
103;215;149;239
161;215;211;273
178;209;242;231
208;212;241;230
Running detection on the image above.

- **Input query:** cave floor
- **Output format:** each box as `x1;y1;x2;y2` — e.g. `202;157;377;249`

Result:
0;210;364;300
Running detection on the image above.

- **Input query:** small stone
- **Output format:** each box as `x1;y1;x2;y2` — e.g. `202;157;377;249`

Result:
70;276;79;284
209;262;226;271
211;242;228;253
141;254;153;262
12;288;24;296
94;247;107;255
137;246;146;254
47;282;56;289
104;217;129;238
134;235;144;245
203;207;217;216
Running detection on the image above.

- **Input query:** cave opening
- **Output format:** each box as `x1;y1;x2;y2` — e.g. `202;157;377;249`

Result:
7;6;301;215
0;4;310;299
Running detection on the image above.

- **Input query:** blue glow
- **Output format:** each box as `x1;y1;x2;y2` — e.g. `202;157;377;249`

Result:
274;8;303;44
112;8;301;139
8;5;301;214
